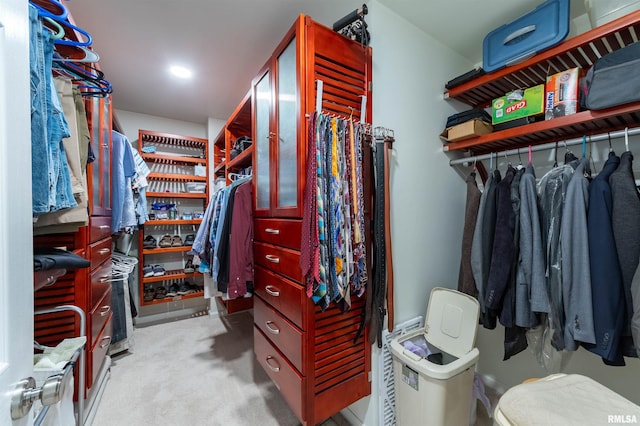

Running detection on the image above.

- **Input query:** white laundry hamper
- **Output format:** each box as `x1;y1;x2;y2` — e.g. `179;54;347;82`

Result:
390;287;480;426
493;373;640;426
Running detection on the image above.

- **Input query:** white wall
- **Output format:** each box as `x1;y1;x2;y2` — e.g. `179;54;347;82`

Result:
346;2;474;425
352;3;640;425
115;109;208;142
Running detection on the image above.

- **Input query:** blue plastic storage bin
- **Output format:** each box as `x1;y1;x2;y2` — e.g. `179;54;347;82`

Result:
483;0;570;73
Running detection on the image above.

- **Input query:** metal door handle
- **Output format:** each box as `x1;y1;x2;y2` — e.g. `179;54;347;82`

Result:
265;321;280;335
100;336;111;348
265;356;280;372
99;305;111;316
98;248;110;255
265;285;280;297
11;375;64;420
99;225;110;230
265;228;280;234
99;275;110;283
265;255;280;263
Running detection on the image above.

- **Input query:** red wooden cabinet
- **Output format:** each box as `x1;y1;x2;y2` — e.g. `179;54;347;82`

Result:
251;15;373;425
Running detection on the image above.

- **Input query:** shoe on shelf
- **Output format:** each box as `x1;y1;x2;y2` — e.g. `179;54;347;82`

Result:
184;259;195;274
152;265;166;277
143;284;155;302
155;285;167;299
183;234;195;246
159;234;172;248
143;264;154;278
177;281;196;295
143;235;157;249
166;282;180;297
171;235;183;247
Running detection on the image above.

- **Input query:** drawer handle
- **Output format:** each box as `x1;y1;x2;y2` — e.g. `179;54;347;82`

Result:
99;336;111;348
99;275;111;283
98;225;110;230
265;321;280;335
265;285;280;297
265;255;280;263
265;228;280;235
99;305;111;317
98;248;110;255
265;355;280;372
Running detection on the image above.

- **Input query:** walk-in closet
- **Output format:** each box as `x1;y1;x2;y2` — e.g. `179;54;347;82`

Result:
4;0;640;425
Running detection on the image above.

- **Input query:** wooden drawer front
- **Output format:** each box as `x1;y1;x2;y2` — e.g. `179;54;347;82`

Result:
89;216;112;243
253;296;303;372
90;261;112;308
254;242;302;283
90;287;112;347
254;266;304;328
88;315;112;389
254;327;303;422
89;237;111;270
254;218;302;250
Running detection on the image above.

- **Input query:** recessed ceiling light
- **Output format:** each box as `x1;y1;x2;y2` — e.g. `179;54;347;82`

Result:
169;65;193;79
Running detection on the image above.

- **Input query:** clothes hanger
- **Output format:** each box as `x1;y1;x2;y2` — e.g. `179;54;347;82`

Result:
625;127;630;152
53;45;100;63
553;141;558;168
53;20;93;47
29;0;68;20
564;140;578;164
581;135;587;159
528;145;533;165
608;132;613;153
43;17;65;40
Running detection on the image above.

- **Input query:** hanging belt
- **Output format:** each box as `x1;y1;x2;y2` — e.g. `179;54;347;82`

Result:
383;133;395;332
368;130;388;347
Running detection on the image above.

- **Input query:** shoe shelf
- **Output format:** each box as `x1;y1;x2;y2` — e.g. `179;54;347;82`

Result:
142;270;202;284
145;219;202;226
138;129;209;308
147;173;207;182
141;153;207;165
143;290;205;305
443;10;640;155
146;191;207;199
142;246;193;255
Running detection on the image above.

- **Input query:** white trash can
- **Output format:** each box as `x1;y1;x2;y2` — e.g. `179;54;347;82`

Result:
390;287;480;426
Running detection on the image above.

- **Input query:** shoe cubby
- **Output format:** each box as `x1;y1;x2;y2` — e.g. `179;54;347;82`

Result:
137;130;209;306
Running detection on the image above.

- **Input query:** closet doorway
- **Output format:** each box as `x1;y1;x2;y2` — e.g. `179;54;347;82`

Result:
0;0;36;424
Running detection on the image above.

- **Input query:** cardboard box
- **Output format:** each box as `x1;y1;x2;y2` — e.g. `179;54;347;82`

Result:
492;84;544;125
545;67;580;120
440;118;493;142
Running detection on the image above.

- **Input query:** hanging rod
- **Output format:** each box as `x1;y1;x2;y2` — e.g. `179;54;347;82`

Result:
449;126;640;166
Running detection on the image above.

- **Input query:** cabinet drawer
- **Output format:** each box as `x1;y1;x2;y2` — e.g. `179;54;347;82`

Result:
88;315;112;389
254;327;303;421
254;219;302;250
254;296;303;372
254;242;302;283
89;237;112;270
90;287;112;347
90;261;111;308
89;216;112;243
254;265;304;328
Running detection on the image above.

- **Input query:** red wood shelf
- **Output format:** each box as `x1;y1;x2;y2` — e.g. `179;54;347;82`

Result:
141;153;206;164
142;246;193;255
146;192;207;199
443;11;640;154
145;219;202;226
141;290;205;306
227;145;254;170
147;172;207;182
142;270;202;283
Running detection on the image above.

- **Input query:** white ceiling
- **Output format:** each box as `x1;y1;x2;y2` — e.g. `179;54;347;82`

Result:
65;0;585;125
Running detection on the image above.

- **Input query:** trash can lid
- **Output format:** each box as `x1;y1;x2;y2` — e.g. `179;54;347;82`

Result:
425;287;480;358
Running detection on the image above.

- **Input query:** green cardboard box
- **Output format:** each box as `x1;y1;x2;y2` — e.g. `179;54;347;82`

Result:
491;84;544;125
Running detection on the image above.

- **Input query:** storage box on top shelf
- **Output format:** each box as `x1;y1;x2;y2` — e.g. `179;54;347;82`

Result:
440;119;493;142
586;0;640;27
491;84;544;125
545;67;580;120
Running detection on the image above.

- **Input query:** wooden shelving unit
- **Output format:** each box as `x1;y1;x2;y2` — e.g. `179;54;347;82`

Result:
137;129;209;307
444;10;640;155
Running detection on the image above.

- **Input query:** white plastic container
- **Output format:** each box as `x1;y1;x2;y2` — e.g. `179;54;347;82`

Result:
390;287;480;426
585;0;640;28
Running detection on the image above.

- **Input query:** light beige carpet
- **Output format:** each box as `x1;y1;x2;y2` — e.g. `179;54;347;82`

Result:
92;311;306;426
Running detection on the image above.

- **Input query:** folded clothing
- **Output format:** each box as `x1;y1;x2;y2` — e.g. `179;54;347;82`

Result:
34;336;87;370
34;248;90;271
